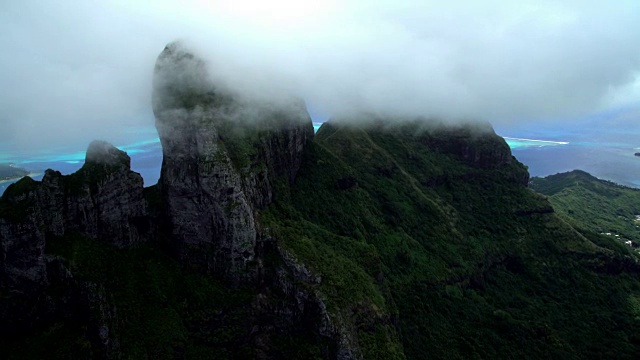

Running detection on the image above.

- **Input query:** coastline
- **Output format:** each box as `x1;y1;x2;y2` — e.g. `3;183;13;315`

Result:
0;172;40;185
503;137;569;145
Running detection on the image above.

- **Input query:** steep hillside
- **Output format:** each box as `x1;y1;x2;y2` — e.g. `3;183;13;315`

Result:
264;120;640;359
531;170;640;248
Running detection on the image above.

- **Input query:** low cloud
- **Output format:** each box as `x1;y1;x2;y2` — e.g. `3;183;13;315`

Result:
1;0;639;152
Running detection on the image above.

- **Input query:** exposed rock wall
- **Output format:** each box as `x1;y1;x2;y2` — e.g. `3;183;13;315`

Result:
420;123;514;168
152;42;314;281
0;141;147;291
0;142;139;358
274;244;363;360
419;123;530;185
40;141;147;247
0;193;48;290
249;237;362;360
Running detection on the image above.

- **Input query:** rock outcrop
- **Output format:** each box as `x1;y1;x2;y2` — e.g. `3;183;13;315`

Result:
0;142;142;356
419;123;514;168
152;41;314;281
422;123;530;186
0;141;147;291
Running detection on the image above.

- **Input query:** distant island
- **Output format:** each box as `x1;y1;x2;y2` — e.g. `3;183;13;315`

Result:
0;163;29;182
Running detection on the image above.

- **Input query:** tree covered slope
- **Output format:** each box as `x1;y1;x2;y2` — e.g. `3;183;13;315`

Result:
531;170;640;248
264;120;640;359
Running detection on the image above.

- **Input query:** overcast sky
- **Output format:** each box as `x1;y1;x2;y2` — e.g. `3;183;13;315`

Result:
1;0;639;152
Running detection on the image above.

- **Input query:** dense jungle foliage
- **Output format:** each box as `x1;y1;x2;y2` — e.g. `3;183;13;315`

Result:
531;170;640;246
264;121;640;359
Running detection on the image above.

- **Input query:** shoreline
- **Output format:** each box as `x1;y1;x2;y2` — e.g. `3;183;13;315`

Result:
503;137;569;145
0;172;40;185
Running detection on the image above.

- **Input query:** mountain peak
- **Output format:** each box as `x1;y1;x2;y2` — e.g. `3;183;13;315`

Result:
85;140;130;168
152;40;212;113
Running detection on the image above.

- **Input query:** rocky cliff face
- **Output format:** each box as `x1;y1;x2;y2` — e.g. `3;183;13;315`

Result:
420;123;530;185
149;42;357;358
0;142;143;355
422;125;514;168
0;141;147;291
152;42;314;281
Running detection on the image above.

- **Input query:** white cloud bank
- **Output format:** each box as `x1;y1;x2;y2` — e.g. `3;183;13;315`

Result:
0;0;639;150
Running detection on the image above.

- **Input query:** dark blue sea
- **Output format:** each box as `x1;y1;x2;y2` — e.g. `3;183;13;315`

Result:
496;112;640;188
1;119;638;196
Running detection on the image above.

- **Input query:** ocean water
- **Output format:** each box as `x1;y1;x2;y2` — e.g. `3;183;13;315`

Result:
497;113;640;188
510;143;640;188
1;120;638;195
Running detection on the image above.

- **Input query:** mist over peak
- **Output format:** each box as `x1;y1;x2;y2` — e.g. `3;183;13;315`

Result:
1;0;639;153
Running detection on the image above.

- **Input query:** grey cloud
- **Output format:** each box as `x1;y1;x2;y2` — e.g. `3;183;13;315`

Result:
1;0;639;153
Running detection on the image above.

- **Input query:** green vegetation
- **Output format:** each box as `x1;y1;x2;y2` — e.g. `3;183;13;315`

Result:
263;121;640;359
218;121;264;172
531;170;640;246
